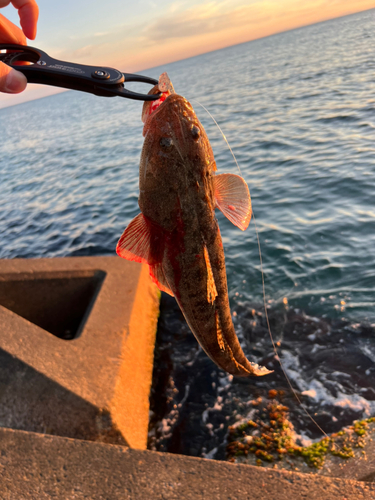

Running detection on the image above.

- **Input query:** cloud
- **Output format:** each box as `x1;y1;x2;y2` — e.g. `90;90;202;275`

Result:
143;3;268;43
70;44;95;58
40;0;375;80
142;0;375;45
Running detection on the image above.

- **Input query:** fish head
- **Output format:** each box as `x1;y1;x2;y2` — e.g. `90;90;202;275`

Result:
141;71;216;176
139;89;217;232
142;92;217;175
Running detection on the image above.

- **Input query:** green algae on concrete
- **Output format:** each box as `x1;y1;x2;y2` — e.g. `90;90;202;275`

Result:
226;390;375;474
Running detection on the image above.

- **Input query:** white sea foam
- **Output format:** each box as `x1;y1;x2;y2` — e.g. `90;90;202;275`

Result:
280;350;375;418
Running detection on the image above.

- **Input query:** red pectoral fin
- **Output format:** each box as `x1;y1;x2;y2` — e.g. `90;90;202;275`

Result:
117;213;174;296
116;213;151;263
214;173;252;231
149;264;174;297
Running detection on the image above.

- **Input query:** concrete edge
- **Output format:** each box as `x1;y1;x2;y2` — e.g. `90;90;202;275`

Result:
1;427;374;500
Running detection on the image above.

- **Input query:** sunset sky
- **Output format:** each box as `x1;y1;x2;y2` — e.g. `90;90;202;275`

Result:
0;0;374;108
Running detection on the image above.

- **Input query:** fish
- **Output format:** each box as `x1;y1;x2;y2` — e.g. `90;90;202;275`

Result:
117;74;272;377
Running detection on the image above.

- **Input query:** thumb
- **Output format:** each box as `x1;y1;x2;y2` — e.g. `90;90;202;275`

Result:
0;62;27;93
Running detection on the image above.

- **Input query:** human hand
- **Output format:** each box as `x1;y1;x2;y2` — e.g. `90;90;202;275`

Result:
0;0;39;93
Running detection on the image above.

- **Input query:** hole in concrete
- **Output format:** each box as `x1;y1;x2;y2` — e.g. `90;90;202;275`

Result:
0;270;105;340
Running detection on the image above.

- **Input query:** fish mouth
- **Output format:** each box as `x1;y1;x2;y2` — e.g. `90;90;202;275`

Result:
142;92;177;136
143;92;194;125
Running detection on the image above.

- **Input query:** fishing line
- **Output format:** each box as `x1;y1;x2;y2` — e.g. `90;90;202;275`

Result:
191;99;243;177
194;98;328;439
252;214;328;438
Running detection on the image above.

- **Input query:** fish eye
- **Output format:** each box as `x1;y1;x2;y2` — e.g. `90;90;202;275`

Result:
159;137;173;147
191;125;200;140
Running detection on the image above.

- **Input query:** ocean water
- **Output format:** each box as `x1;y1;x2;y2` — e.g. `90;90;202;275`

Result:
1;9;375;460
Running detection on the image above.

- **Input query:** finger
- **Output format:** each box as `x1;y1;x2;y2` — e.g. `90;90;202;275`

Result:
0;61;27;92
0;13;26;44
0;0;39;40
12;0;39;40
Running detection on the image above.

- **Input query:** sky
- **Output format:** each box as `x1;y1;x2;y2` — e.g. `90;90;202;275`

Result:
0;0;374;108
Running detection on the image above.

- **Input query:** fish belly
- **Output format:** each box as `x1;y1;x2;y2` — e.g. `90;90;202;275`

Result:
161;219;265;377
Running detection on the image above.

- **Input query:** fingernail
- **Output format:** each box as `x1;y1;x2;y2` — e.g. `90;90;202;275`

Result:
5;70;27;93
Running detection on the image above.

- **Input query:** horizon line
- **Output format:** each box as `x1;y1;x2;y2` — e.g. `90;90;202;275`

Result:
0;5;374;111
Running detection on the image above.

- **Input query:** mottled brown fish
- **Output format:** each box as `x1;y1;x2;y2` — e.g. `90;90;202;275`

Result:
117;74;271;377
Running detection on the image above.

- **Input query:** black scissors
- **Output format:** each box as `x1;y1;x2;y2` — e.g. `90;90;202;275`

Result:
0;44;161;101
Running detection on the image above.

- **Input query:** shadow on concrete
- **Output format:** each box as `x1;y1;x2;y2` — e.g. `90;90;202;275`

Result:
0;347;128;445
0;270;105;339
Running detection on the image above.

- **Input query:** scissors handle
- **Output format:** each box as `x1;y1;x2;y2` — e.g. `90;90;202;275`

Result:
0;44;160;101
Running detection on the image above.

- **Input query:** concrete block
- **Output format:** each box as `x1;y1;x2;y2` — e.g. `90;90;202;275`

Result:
0;257;160;449
323;434;375;482
1;428;374;500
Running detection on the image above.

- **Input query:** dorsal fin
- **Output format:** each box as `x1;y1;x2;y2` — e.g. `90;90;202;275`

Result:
204;245;218;304
214;173;252;231
215;311;225;351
